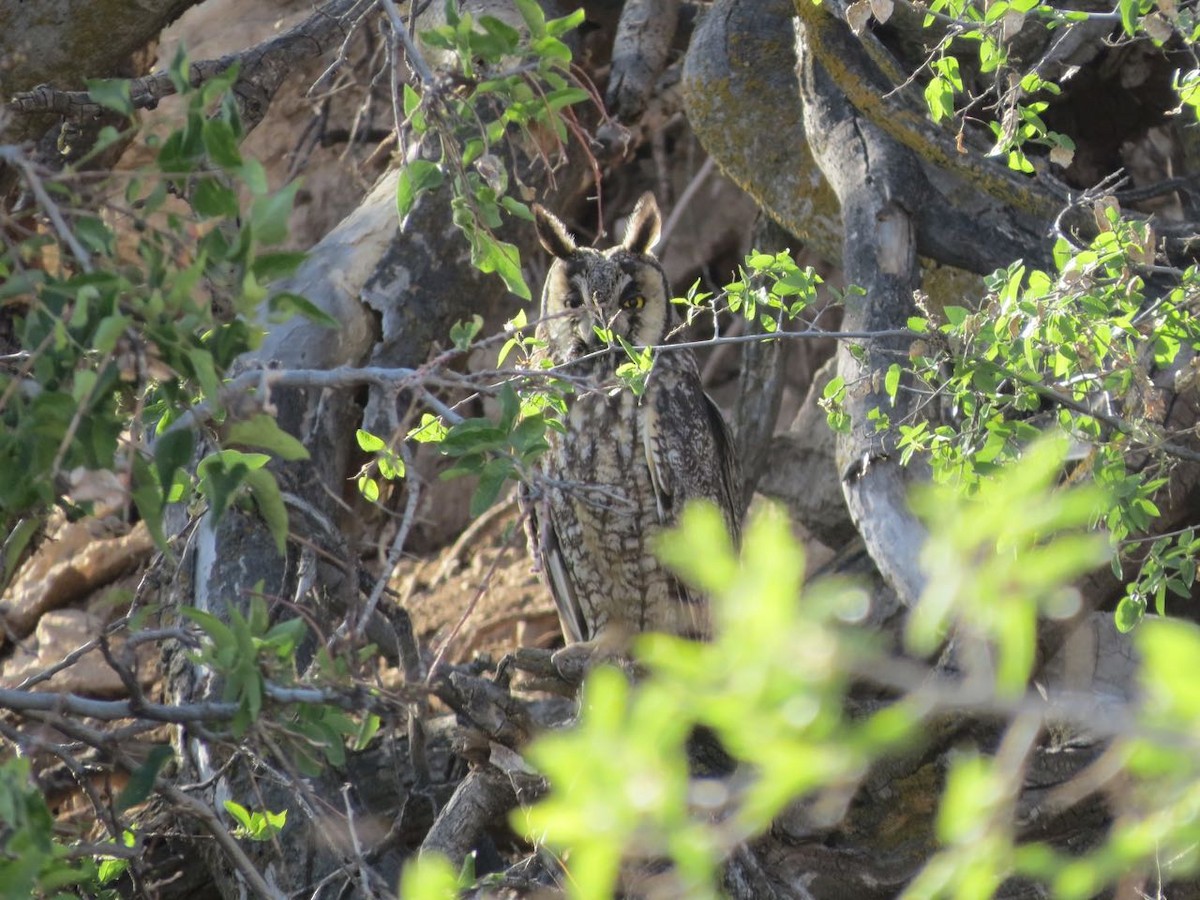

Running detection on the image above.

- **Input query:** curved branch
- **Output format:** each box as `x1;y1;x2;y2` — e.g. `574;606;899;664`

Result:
796;20;930;607
682;0;1057;275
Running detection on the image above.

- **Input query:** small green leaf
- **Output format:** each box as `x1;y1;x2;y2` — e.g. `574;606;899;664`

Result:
1115;593;1146;633
267;292;339;327
155;427;195;496
356;429;387;453
117;746;173;812
397;160;444;220
943;305;969;327
473;234;530;299
358;474;380;502
403;83;422;118
92;314;130;355
193;176;240;218
131;453;168;551
471;459;511;518
450;314;484;351
203;119;243;169
226;414;310;461
223;800;254;831
513;0;547;36
182;607;238;656
884;363;901;403
251;251;307;282
1118;0;1138;35
86;78;134;116
242;467;289;555
251;181;301;245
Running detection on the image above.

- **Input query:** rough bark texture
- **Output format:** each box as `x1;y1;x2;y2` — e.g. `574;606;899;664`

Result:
683;0;1056;275
796;20;928;608
0;0;200;100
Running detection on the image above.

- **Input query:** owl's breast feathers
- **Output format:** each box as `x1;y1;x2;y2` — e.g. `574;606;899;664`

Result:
525;350;740;644
523;192;743;648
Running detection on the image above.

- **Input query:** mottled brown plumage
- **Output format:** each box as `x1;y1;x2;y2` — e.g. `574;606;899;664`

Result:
521;193;742;654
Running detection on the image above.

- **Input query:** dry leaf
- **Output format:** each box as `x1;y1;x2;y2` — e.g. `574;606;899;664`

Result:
1093;195;1120;232
1049;143;1075;169
869;0;895;25
1141;11;1174;43
846;0;873;35
1001;9;1025;40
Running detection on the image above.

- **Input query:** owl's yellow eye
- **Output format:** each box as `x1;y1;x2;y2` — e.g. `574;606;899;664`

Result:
620;295;645;310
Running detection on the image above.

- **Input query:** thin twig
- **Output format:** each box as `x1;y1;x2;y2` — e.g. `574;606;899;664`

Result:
0;148;93;272
355;441;421;639
159;782;284;900
379;0;436;85
425;505;528;684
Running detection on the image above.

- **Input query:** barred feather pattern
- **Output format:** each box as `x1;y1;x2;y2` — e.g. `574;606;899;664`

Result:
521;193;742;649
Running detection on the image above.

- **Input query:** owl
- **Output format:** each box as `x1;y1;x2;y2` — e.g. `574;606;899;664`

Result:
521;193;743;663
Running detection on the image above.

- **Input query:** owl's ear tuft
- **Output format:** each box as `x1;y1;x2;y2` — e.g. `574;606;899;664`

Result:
622;192;661;255
533;204;577;259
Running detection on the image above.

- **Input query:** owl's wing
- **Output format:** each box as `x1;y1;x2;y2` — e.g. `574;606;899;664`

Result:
520;481;589;643
644;370;744;544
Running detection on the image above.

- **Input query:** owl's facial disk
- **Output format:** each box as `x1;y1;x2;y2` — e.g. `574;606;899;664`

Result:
543;253;668;360
534;192;670;365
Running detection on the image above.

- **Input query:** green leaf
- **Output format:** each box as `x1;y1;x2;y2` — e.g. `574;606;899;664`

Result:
203;119;243;169
223;800;254;831
196;454;251;522
116;746;173;812
186;348;222;403
924;75;955;124
242;467;289;554
884;363;901;404
2;518;40;585
500;196;534;222
943;305;969;327
356;429;387;453
513;0;547;36
74;216;115;255
450;314;484;351
131;453;168;551
359;474;380;502
92;314;130;355
396;160;444;220
403;83;422;118
267;291;339;327
498;383;520;430
1115;593;1146;633
192;176;240;218
251;181;301;245
354;714;382;751
471;459;511;517
440;420;508;455
155;427;195;498
251;251;307;282
86;78;134;116
182;607;238;658
544;86;590;111
226;414;310;461
1119;0;1138;35
263;617;307;654
472;234;530;299
479;14;522;45
546;6;586;36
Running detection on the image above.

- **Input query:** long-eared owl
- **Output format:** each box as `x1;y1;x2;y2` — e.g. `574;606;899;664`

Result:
521;193;743;654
